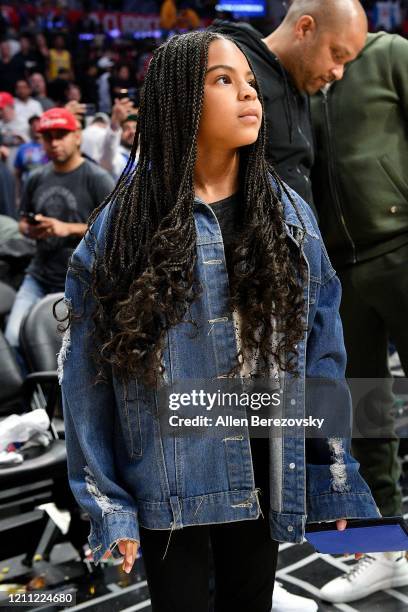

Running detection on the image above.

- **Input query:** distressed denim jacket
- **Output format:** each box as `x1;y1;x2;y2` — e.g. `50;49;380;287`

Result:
60;181;379;565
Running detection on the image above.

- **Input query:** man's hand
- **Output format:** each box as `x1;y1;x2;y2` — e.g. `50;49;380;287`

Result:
32;214;72;238
336;518;363;560
19;214;83;239
18;216;58;240
111;98;136;131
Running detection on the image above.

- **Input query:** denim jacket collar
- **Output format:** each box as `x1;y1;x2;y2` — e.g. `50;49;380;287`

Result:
193;180;319;242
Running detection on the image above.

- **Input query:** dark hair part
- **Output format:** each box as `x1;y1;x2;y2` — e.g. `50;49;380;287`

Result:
73;30;307;387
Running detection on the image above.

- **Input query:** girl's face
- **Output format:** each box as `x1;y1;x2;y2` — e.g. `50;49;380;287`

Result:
198;38;262;151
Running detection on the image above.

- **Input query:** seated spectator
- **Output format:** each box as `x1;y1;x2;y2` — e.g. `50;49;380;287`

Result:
4;107;114;354
48;34;73;82
14;115;48;202
100;97;138;180
81;112;110;163
28;72;54;111
0;40;25;94
14;80;43;126
0;92;29;169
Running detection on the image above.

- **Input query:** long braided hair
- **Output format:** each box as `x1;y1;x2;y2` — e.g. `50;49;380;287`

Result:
80;31;307;387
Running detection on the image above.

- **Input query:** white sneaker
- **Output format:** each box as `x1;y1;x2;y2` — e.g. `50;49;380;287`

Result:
319;551;408;603
272;581;318;611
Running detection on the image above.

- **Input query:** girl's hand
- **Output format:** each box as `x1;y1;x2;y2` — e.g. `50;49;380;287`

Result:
118;539;139;573
336;519;363;560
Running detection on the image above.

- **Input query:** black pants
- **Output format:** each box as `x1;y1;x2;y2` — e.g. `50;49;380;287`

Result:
139;438;278;612
339;244;408;516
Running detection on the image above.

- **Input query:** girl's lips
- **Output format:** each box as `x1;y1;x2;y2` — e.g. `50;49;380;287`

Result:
238;115;259;123
239;108;260;119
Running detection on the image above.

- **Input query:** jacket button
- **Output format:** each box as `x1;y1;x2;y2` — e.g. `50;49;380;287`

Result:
390;206;398;214
289;462;296;470
287;525;294;532
290;399;296;406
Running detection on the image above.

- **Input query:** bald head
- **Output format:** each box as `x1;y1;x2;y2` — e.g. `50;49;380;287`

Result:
285;0;367;31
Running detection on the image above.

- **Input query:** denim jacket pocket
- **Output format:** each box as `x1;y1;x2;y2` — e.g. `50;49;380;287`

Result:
112;378;143;458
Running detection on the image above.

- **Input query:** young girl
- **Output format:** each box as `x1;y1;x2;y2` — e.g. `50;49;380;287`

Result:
59;31;378;611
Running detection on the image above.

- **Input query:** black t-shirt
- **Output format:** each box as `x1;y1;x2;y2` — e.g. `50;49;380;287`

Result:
21;159;115;290
211;192;241;248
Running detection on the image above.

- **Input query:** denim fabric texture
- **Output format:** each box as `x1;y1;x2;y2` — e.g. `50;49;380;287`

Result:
60;179;379;565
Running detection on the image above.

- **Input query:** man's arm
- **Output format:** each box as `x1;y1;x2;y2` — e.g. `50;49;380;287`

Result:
100;97;135;176
32;215;88;238
390;34;408;115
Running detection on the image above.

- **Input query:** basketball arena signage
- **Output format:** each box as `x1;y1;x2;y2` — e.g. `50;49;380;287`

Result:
0;7;163;33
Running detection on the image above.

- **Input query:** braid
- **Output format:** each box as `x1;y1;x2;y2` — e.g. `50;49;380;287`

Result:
80;31;307;387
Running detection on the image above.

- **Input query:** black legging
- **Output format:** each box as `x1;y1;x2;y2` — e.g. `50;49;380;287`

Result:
139;438;278;612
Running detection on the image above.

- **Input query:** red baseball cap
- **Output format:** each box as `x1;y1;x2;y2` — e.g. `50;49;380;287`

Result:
38;108;79;133
0;92;14;109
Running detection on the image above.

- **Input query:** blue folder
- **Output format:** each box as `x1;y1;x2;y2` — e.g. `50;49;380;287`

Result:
305;517;408;554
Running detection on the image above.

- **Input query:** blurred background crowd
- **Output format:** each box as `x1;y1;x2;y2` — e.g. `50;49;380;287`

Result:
0;0;407;230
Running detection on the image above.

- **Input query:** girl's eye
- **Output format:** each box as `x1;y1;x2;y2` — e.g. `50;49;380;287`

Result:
216;75;230;85
248;79;257;88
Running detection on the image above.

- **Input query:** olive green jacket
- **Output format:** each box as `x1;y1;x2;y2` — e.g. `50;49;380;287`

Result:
311;32;408;268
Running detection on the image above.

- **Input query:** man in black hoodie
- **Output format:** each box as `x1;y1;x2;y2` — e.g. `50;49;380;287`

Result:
209;0;367;213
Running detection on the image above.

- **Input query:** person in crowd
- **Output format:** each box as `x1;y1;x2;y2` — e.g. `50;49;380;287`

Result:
49;67;71;106
109;63;136;102
78;63;99;107
29;72;54;111
35;33;49;68
100;97;138;180
14;79;43;126
81;112;110;163
209;0;368;213
64;82;82;104
13;33;45;77
14;115;48;202
160;0;177;30
0;157;16;218
0;40;26;94
0;92;29;169
97;56;114;113
59;31;378;612
48;34;73;82
4;107;114;353
312;30;408;603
